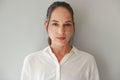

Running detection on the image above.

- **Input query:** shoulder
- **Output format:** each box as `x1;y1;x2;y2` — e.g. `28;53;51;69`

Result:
24;46;49;62
72;46;95;62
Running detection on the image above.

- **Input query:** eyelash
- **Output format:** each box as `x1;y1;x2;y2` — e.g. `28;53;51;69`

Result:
52;23;58;26
52;23;72;27
64;24;72;26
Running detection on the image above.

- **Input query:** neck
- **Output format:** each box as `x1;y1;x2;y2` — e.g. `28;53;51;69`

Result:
50;44;72;62
51;44;72;54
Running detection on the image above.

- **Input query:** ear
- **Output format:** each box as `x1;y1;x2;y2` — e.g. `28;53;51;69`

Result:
44;20;48;32
44;20;47;27
73;21;75;27
72;21;75;31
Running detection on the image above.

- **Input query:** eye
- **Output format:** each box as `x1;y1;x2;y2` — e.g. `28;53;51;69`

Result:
64;23;72;27
52;23;59;26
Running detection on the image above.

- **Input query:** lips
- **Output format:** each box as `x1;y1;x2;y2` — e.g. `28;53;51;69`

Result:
57;37;66;40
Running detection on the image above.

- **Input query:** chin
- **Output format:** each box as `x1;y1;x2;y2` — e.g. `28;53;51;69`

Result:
52;39;70;46
56;41;69;46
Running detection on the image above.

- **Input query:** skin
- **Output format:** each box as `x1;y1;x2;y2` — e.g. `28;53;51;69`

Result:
44;7;74;62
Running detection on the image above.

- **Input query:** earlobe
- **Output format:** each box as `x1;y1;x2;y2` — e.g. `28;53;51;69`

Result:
44;20;47;27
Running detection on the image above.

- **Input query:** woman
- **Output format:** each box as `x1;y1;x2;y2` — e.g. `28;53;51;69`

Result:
21;1;100;80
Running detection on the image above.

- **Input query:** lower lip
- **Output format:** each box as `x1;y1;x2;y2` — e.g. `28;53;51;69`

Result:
57;37;66;40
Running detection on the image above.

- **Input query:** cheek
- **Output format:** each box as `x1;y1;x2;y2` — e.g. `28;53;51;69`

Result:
48;27;56;36
67;28;74;36
68;32;73;39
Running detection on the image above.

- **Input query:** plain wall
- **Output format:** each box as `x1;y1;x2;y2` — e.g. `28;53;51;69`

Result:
0;0;120;80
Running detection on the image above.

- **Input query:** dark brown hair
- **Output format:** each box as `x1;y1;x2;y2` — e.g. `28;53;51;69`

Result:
46;1;74;45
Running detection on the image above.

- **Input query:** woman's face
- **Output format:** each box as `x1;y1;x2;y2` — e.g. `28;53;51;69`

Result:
45;7;74;46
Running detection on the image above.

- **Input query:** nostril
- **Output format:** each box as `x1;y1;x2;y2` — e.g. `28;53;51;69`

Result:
58;28;65;34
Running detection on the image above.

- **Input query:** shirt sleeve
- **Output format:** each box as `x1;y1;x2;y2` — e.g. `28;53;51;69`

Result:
20;56;31;80
88;56;100;80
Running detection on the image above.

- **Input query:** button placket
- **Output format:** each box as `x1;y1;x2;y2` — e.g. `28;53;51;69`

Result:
56;63;61;80
48;47;61;80
48;46;74;80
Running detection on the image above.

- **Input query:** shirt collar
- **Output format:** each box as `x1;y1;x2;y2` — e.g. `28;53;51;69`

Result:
72;46;80;55
43;45;79;55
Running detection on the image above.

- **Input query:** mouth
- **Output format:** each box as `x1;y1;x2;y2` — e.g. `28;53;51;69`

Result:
57;37;66;40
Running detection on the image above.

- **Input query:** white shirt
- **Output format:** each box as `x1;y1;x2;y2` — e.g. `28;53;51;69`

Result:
21;46;100;80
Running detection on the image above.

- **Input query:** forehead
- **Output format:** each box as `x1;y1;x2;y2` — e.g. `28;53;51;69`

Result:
50;7;72;22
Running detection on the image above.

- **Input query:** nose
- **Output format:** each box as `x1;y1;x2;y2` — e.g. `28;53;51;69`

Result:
58;26;65;35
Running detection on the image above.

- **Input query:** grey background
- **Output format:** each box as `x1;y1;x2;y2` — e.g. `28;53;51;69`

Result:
0;0;120;80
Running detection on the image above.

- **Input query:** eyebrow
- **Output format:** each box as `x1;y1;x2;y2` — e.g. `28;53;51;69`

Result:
66;21;72;23
51;20;59;22
51;20;72;23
